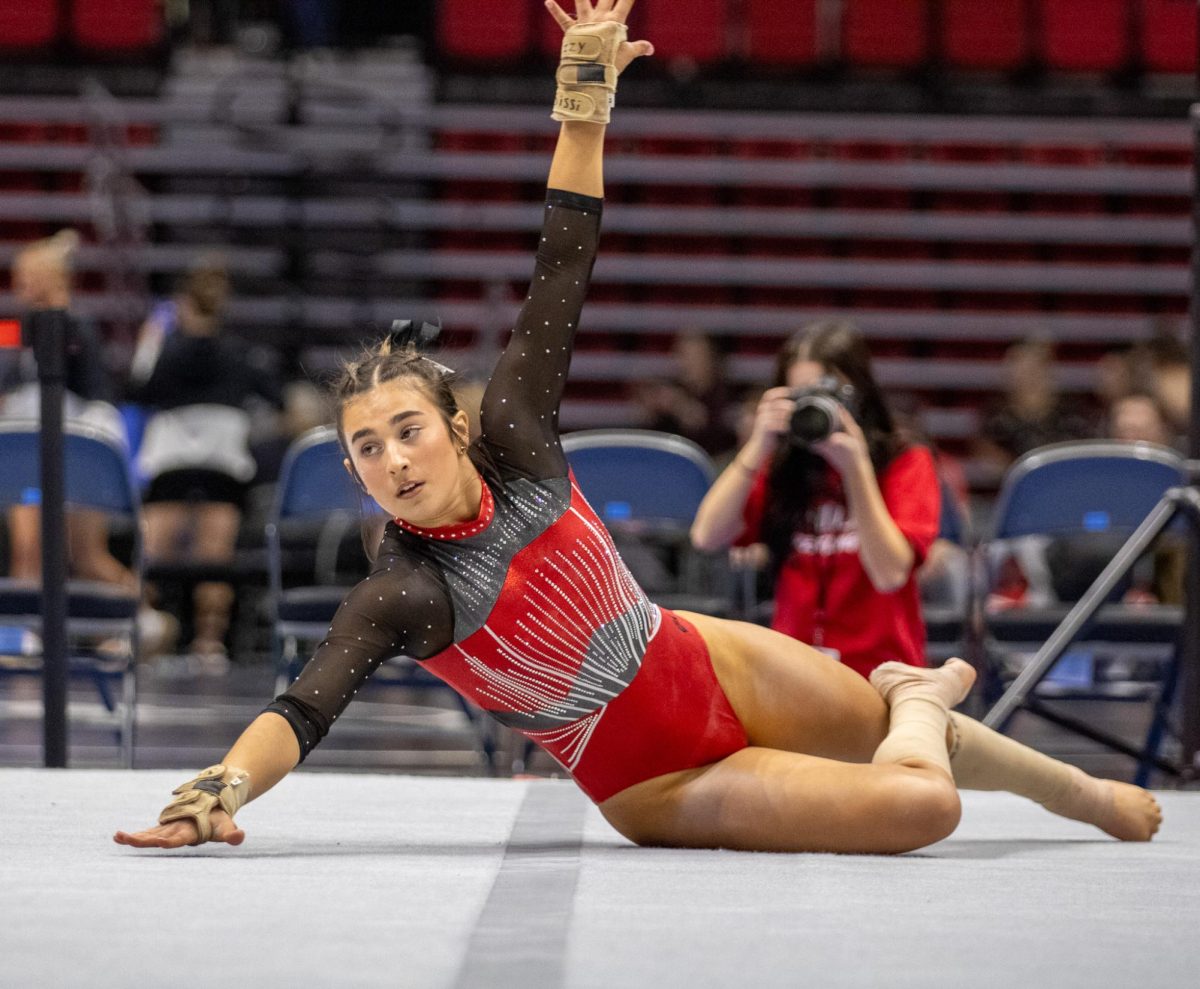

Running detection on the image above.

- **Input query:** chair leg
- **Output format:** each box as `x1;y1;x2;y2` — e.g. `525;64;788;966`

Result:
1136;652;1180;788
275;634;299;697
121;661;137;769
451;693;496;773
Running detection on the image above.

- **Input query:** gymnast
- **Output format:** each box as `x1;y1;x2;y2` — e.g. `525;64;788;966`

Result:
116;0;1161;855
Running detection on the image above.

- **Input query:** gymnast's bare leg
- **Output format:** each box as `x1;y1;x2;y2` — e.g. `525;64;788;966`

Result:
598;614;1161;853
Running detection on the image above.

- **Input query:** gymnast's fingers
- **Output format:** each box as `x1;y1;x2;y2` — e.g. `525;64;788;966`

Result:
208;810;246;846
544;0;573;31
113;820;200;849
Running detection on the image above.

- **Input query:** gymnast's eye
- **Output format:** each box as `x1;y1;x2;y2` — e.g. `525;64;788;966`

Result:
400;425;421;442
359;441;381;457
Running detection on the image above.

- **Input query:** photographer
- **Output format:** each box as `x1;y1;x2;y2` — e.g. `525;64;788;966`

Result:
691;321;941;679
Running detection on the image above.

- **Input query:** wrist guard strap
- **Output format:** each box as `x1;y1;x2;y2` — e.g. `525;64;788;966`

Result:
158;764;251;843
552;21;627;125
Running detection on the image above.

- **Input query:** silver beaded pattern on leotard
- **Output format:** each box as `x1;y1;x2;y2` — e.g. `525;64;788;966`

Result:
415;476;658;733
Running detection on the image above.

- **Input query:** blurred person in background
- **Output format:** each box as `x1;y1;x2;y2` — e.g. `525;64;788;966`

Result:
1;230;134;591
1107;391;1184;606
691;320;941;679
1109;392;1175;449
131;258;282;670
975;338;1094;478
634;331;736;459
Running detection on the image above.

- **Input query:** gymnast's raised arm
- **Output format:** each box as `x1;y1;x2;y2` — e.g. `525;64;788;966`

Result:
478;0;652;481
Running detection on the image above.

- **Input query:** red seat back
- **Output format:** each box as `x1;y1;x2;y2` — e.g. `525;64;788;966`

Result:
437;0;532;62
843;0;930;68
745;0;820;67
72;0;163;52
1139;0;1197;73
0;0;59;49
942;0;1029;70
1041;0;1131;71
641;0;729;64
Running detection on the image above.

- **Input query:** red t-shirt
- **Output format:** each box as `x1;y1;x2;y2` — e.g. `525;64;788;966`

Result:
737;446;941;678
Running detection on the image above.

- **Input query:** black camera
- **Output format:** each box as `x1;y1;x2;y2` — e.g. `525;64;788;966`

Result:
788;377;859;446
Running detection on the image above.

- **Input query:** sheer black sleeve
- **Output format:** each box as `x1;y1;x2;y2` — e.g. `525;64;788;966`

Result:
264;527;454;760
479;188;602;482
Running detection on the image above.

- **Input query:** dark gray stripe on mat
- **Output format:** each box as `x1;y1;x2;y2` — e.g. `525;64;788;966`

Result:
454;781;587;989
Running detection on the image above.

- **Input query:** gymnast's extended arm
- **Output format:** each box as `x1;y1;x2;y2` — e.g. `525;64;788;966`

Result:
113;552;435;849
478;1;652;481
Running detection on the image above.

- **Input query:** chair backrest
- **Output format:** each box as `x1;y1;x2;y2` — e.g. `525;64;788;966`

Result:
562;429;715;528
937;478;970;546
71;0;164;53
942;0;1029;70
272;426;379;522
1140;0;1197;74
843;0;931;69
0;419;137;517
988;440;1185;541
0;0;59;49
1040;0;1131;72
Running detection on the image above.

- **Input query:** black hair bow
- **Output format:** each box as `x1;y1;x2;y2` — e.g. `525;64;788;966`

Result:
389;318;442;352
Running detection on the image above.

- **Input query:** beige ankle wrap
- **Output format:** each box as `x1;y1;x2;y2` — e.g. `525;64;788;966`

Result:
158;764;251;843
947;713;1111;823
552;21;627;124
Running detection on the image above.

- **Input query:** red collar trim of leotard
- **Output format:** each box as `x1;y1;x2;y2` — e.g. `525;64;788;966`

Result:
393;476;494;541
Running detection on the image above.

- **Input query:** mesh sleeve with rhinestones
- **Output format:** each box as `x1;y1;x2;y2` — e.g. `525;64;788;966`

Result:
263;525;455;760
263;189;602;758
479;188;602;482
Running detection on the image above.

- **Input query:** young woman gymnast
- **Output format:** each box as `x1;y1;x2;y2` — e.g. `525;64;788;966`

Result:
116;0;1160;855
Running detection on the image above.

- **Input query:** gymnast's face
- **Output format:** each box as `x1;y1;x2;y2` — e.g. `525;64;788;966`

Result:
342;379;475;527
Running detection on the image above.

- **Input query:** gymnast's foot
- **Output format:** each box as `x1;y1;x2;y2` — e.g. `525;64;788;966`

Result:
1101;780;1163;841
1054;773;1163;842
869;658;976;711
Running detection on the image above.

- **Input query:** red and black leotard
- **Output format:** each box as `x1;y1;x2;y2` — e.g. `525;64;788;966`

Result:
266;189;747;802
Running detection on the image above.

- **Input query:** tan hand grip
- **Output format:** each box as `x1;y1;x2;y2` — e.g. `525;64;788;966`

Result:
158;764;251;843
551;21;627;125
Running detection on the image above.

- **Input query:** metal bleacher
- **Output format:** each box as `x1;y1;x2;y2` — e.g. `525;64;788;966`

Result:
0;50;1192;479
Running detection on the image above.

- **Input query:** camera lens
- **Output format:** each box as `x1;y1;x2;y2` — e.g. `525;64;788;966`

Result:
789;395;839;446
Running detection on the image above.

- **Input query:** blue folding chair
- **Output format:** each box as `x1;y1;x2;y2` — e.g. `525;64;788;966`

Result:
562;428;729;616
922;478;973;665
978;440;1187;783
266;426;495;768
0;419;143;766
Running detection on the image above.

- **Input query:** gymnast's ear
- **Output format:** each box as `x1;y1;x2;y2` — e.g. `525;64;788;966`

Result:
343;457;368;493
450;409;471;453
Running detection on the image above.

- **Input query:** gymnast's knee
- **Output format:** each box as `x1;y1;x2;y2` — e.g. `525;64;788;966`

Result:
884;771;962;850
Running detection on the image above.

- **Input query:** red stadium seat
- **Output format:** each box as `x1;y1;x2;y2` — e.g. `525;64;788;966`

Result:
437;0;532;62
71;0;163;52
0;0;58;49
745;0;820;67
1041;0;1131;72
640;0;730;64
1140;0;1197;73
843;0;930;69
942;0;1029;70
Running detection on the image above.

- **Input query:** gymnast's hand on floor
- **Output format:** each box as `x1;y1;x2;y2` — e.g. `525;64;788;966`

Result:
113;810;245;849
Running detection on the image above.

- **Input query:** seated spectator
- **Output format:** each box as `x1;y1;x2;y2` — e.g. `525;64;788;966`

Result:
1109;392;1176;449
131;259;282;670
634;331;737;459
0;231;132;590
976;339;1094;479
